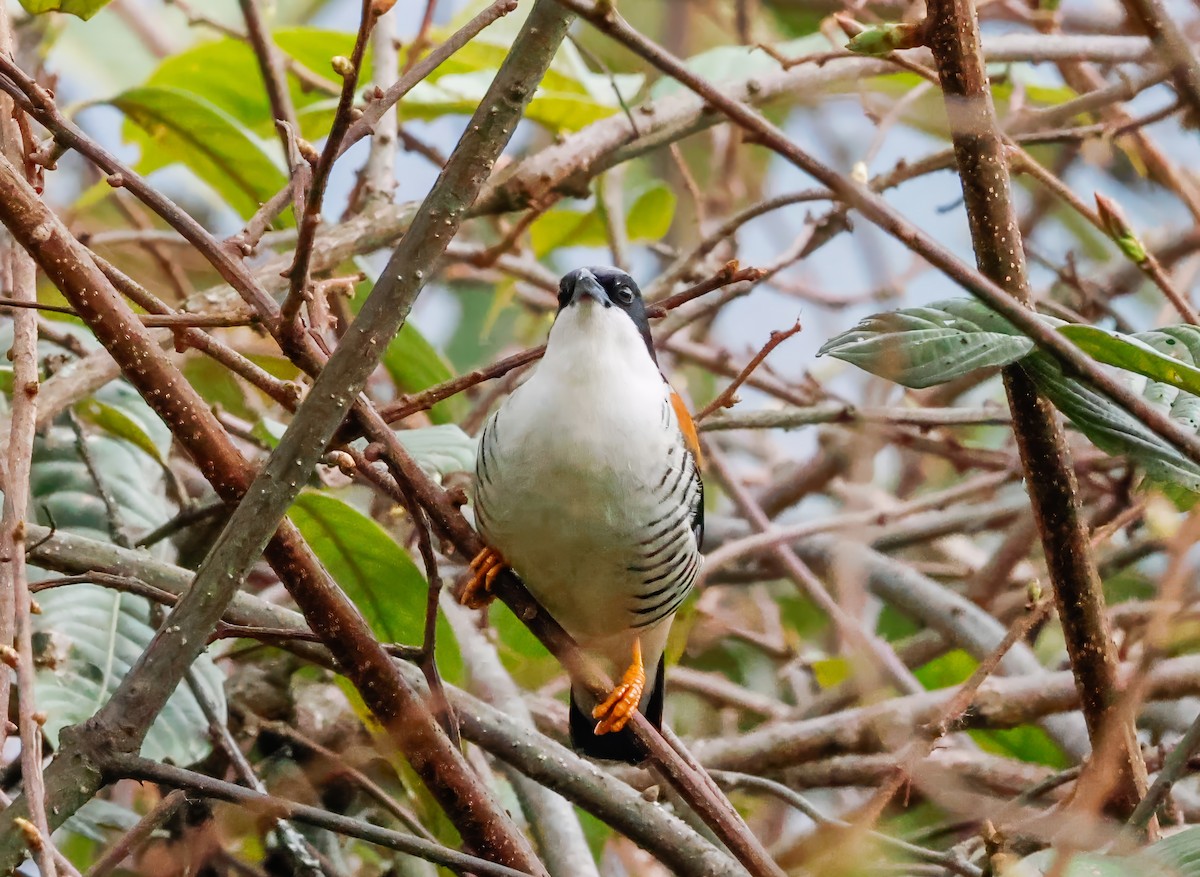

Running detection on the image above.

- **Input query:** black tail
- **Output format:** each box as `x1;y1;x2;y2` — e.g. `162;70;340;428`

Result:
569;656;665;764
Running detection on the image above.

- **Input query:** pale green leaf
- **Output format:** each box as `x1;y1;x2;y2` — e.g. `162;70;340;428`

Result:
34;583;226;765
1145;825;1200;876
817;299;1036;388
1023;353;1200;493
74;398;165;464
382;325;461;425
111;86;289;221
289;491;462;684
19;0;111;19
392;425;477;480
1061;325;1200;399
530;183;677;256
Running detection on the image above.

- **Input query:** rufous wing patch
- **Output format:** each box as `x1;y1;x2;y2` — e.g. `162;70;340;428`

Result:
669;389;703;467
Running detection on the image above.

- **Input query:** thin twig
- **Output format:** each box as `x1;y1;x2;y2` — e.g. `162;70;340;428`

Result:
359;0;399;205
711;771;984;877
238;0;300;156
84;790;187;877
695;320;802;420
282;0;375;329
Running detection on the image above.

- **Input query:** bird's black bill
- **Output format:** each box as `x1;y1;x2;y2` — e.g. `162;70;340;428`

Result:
569;271;610;307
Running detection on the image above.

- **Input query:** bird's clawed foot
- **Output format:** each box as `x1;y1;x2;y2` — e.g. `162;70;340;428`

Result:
593;638;645;735
461;546;507;609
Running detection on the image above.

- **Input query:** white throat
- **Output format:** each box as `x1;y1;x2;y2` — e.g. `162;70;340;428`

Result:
538;300;659;389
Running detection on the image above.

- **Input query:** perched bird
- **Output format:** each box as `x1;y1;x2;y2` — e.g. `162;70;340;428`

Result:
463;266;704;763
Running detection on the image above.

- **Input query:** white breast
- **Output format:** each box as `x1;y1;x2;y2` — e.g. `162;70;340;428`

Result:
474;302;695;656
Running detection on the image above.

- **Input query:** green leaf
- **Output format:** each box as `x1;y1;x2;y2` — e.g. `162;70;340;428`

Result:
1061;325;1200;399
392;424;477;480
252;417;287;449
29;420;225;767
971;725;1069;769
111;86;289;221
1021;352;1200;493
383;325;461;425
1009;851;1132;877
183;354;252;421
58;799;140;844
491;600;560;689
817;299;1036;388
19;0;110;19
73;398;165;464
810;657;849;688
911;650;1068;765
141;29;360;142
288;491;462;684
529;183;677;257
1013;841;1186;877
821;301;1200;494
34;582;226;765
1145;826;1200;876
401;73;627;132
626;184;676;241
31;423;170;544
0;321;222;767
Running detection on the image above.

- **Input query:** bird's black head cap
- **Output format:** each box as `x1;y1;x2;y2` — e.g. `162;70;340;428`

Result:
557;266;656;361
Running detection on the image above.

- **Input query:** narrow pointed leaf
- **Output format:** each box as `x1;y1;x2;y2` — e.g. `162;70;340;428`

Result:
818;299;1035;388
289;491;462;683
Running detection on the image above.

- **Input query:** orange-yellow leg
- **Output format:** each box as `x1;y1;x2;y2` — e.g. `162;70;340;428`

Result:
461;546;507;609
592;638;645;735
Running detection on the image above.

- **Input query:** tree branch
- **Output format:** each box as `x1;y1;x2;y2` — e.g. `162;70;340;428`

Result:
924;0;1148;820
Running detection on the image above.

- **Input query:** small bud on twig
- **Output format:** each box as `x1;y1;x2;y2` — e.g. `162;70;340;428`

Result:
846;22;925;56
1095;193;1148;263
331;55;355;79
297;138;320;166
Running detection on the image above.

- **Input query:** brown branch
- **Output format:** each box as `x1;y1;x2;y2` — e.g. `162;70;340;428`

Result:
0;11;56;873
92;256;303;411
104;755;532;877
281;0;374;328
703;441;924;695
1118;0;1200;123
848;599;1052;829
925;0;1148;821
237;0;300;156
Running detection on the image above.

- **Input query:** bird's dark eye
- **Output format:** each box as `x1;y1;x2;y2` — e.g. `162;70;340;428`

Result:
614;286;634;305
